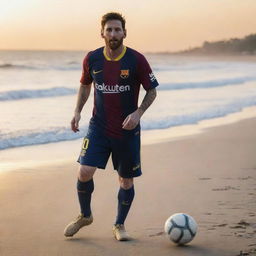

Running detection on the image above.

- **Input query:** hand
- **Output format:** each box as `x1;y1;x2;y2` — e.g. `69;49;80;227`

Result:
71;112;81;133
122;109;143;130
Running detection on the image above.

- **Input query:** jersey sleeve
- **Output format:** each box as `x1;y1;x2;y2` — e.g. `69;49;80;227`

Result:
80;52;93;85
137;53;159;91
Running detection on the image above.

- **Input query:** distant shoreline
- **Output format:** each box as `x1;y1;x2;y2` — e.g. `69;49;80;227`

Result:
1;49;256;58
1;33;256;56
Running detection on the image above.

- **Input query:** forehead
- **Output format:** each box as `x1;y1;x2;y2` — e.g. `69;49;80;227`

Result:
103;20;123;30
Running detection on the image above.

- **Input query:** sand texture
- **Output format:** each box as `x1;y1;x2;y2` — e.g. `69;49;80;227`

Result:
0;118;256;256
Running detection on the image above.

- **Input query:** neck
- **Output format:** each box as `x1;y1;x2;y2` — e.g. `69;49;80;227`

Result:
105;45;124;60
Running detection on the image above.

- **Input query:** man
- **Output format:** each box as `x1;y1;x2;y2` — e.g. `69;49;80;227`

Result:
64;12;158;241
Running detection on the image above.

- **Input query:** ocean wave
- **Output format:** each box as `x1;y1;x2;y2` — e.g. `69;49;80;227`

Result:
141;96;256;130
0;87;77;101
0;62;233;72
1;60;255;73
0;127;86;150
0;63;38;70
0;62;223;72
158;76;256;91
153;64;224;72
0;62;81;71
153;61;256;72
1;97;256;150
0;76;254;102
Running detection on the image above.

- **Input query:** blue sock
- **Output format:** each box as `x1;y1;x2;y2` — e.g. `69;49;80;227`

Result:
115;186;135;225
77;179;94;217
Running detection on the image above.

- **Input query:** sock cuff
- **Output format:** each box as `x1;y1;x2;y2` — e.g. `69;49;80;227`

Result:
118;185;135;200
77;179;94;193
119;185;134;191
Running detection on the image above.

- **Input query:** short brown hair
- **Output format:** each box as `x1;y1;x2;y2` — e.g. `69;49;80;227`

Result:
101;12;126;30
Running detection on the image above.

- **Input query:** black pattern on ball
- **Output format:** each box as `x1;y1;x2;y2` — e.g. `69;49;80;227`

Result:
184;214;196;237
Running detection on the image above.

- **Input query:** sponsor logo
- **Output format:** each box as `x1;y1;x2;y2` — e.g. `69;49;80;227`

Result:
93;70;103;74
120;69;129;79
95;83;130;94
149;72;156;82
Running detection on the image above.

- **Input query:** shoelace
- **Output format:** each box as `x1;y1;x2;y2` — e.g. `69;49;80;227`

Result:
74;214;84;222
115;224;125;231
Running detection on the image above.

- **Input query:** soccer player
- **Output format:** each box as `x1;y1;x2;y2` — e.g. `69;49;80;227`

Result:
64;12;159;241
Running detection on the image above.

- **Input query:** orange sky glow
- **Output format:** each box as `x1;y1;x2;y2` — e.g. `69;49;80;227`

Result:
1;0;256;52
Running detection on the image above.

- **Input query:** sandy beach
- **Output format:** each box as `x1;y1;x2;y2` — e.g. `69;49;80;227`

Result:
0;117;256;256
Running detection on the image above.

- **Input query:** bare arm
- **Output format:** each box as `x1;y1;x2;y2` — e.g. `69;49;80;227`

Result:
122;88;157;130
138;88;157;116
71;83;92;132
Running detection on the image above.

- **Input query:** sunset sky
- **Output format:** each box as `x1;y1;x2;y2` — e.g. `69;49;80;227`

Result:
1;0;256;52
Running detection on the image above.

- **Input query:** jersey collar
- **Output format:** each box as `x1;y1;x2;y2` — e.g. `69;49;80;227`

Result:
103;46;127;61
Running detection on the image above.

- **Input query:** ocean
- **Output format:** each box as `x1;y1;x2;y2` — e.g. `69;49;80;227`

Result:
1;50;256;151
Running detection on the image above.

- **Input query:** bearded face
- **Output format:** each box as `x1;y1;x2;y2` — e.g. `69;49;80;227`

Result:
102;20;126;51
106;37;124;50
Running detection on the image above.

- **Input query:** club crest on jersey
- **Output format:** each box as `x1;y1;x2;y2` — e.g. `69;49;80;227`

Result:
120;69;129;79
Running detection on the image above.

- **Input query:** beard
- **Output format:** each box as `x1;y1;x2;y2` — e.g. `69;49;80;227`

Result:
106;37;124;50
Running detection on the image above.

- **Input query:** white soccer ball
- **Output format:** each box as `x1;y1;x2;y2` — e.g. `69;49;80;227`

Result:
164;213;197;245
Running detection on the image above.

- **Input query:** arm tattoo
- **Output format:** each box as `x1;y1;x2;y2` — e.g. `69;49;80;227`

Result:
138;88;157;115
75;84;92;113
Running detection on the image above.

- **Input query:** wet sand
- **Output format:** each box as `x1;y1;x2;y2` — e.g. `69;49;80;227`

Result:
0;118;256;256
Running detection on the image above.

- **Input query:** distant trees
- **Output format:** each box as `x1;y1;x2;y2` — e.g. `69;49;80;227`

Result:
178;34;256;55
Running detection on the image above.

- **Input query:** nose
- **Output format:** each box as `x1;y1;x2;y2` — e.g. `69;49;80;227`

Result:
109;29;117;38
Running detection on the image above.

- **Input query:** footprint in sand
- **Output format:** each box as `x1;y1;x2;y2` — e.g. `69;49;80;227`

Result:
213;223;228;227
149;232;164;237
212;186;240;191
218;201;227;206
207;227;216;230
237;250;250;256
238;220;251;227
230;225;247;229
230;221;250;230
238;248;256;255
230;220;256;240
238;176;253;180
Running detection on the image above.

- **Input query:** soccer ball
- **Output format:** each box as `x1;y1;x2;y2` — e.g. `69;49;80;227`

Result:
164;213;197;245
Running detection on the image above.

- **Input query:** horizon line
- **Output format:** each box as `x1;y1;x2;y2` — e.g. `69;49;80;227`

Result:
0;48;178;54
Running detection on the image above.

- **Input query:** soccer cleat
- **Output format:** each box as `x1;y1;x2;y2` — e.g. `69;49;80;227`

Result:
112;224;131;241
64;214;93;237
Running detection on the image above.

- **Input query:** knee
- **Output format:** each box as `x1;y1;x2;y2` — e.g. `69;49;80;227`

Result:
119;177;133;190
78;165;96;182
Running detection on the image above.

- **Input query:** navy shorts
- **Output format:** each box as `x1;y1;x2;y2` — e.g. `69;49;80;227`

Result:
77;125;142;178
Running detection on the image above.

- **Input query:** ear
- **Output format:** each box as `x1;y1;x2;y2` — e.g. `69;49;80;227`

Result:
124;29;127;38
101;29;104;38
